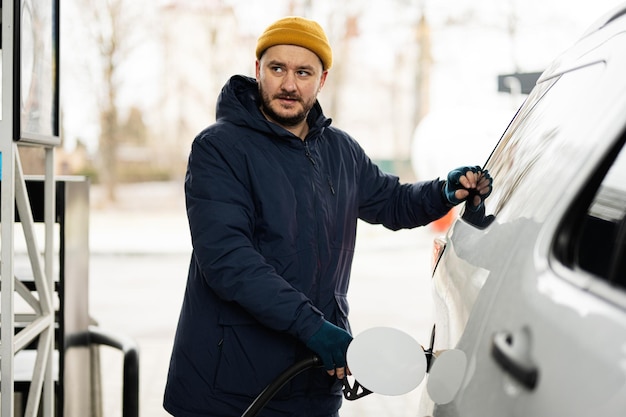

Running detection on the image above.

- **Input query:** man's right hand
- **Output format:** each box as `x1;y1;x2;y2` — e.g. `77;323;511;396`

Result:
305;320;353;379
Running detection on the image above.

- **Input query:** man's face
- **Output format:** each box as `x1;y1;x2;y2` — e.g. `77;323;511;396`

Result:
256;45;327;129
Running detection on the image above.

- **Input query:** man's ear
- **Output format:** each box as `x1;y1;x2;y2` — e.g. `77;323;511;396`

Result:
255;60;261;81
319;70;328;92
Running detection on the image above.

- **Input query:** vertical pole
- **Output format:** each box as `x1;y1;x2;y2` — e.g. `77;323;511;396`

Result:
43;147;56;417
1;0;17;415
0;157;17;417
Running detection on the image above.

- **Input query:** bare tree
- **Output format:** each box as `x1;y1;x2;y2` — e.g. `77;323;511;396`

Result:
414;12;432;128
77;0;141;202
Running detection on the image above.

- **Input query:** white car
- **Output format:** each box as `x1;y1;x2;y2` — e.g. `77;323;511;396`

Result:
421;3;626;416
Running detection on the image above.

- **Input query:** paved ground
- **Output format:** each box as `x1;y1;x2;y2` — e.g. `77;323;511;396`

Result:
87;182;442;417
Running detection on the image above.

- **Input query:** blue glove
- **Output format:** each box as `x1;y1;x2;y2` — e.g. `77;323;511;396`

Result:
305;321;353;371
466;169;493;212
443;165;480;206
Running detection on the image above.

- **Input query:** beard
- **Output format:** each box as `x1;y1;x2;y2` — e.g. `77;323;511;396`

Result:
258;85;315;127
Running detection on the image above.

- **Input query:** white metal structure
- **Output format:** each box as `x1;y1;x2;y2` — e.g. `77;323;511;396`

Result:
1;1;59;416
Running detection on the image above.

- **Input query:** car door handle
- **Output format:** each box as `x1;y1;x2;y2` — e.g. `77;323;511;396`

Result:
491;327;539;390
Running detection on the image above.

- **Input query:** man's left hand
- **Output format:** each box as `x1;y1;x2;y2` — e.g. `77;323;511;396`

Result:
443;166;493;208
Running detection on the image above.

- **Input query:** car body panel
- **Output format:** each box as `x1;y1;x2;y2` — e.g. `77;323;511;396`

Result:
422;6;626;417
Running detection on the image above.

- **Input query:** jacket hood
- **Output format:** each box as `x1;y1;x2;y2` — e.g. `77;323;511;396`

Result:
215;75;331;139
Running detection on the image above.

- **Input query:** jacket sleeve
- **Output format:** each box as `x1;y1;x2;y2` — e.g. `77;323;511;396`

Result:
184;133;325;342
354;141;451;229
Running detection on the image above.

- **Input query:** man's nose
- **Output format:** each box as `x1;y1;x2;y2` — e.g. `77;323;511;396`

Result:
280;71;297;92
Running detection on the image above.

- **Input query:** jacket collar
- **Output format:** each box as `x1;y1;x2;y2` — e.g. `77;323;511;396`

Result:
216;75;331;141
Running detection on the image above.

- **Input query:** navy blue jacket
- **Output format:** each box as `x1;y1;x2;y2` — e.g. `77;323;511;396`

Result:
164;75;450;417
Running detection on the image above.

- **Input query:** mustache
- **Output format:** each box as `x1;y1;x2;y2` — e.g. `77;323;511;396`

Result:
274;93;301;101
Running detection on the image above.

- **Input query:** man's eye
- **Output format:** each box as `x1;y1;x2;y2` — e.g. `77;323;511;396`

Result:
271;66;283;73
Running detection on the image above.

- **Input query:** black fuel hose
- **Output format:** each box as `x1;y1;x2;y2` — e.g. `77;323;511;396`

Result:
241;355;321;417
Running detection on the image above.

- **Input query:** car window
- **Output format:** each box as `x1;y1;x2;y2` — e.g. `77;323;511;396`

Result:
574;141;626;287
462;62;606;228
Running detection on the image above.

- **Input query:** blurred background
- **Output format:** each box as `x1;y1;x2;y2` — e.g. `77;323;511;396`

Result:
39;0;621;194
25;0;623;416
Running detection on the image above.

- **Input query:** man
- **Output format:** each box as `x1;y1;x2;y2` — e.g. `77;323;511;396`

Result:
164;16;492;417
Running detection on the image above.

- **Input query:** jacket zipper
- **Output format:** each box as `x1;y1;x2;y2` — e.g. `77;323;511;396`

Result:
303;139;323;318
304;140;316;166
327;177;336;195
304;141;336;195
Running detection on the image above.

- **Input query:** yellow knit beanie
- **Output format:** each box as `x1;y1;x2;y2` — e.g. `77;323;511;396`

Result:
256;16;333;70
